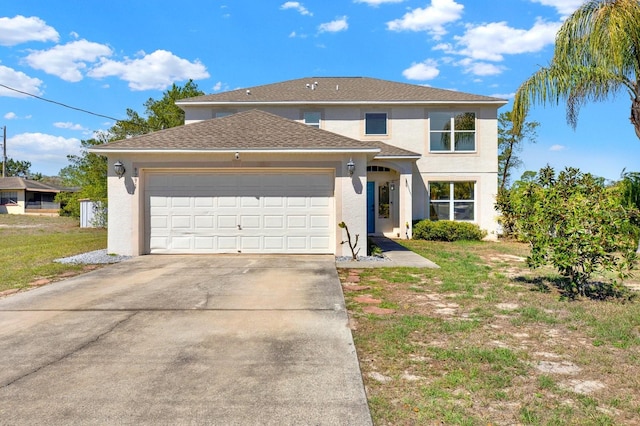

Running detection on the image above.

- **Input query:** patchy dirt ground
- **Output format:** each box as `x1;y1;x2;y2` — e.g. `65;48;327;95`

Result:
339;240;640;425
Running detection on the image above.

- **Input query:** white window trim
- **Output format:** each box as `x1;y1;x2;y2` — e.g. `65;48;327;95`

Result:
428;181;476;222
428;111;477;153
303;111;322;128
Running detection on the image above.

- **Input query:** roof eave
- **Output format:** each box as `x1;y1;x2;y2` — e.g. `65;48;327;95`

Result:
176;100;508;107
89;148;381;155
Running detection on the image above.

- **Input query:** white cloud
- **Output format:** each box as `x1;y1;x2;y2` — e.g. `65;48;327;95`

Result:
457;58;505;76
213;81;223;91
280;2;313;16
550;144;567;151
402;59;440;80
0;15;59;46
53;122;86;131
490;92;515;99
25;39;113;82
530;0;582;18
8;132;81;175
318;16;349;33
4;112;17;120
452;19;561;61
386;0;464;39
88;50;210;91
0;65;44;97
354;0;404;6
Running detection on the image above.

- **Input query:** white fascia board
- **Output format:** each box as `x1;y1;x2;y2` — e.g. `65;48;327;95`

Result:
374;155;421;160
175;100;508;107
89;148;381;154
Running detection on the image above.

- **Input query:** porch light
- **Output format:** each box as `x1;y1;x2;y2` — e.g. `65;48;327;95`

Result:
347;158;355;177
113;161;126;178
390;182;396;191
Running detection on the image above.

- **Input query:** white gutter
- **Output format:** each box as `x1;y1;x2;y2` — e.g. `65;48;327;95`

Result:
175;100;508;107
89;147;382;154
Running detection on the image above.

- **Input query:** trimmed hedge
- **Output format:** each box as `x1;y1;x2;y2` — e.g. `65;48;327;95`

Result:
412;220;486;241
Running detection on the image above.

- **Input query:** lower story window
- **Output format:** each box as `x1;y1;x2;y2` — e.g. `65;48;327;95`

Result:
429;181;475;221
0;191;18;205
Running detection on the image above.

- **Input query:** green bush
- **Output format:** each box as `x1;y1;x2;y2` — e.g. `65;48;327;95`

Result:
413;220;486;241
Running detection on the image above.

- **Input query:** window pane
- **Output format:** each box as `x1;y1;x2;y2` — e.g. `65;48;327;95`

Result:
429;182;450;200
454;132;475;151
365;113;387;135
215;111;233;118
430;132;451;151
378;183;389;218
454;112;475;131
430;112;452;132
454;202;474;220
430;202;450;220
304;112;321;127
453;182;474;200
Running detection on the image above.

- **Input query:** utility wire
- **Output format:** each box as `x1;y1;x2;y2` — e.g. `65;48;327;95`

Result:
0;83;120;121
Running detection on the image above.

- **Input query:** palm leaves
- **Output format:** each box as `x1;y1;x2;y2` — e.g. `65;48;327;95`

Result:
512;0;640;138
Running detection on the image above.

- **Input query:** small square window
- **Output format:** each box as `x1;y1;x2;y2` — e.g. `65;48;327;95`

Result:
304;112;321;128
365;113;387;135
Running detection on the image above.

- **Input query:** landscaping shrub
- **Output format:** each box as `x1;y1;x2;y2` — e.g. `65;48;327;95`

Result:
413;220;486;241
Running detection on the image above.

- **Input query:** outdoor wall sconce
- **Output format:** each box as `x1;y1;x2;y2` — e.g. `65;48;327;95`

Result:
390;182;396;191
347;158;355;177
113;161;126;178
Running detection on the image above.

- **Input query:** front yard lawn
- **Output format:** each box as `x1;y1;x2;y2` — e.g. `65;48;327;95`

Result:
341;239;640;425
0;215;106;292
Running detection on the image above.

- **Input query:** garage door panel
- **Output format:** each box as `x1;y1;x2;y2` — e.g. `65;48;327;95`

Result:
146;171;334;254
264;216;284;229
217;216;237;229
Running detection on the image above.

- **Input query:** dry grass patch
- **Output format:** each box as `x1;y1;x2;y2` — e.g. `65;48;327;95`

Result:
340;240;640;425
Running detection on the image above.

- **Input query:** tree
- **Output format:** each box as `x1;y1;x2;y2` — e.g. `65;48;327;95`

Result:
509;165;637;298
1;158;33;178
57;136;109;218
109;80;204;140
512;0;640;139
498;110;539;191
619;169;640;252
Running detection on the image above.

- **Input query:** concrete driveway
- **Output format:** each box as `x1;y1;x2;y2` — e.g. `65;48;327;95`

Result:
0;255;372;425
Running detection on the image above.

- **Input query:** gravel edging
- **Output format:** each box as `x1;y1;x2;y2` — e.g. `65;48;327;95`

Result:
54;249;132;265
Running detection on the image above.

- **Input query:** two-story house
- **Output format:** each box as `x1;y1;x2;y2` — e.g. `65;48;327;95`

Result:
93;77;506;256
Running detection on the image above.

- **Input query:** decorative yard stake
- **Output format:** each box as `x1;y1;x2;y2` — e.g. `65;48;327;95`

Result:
338;221;360;261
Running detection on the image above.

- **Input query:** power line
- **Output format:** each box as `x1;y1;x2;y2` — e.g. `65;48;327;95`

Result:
0;83;120;121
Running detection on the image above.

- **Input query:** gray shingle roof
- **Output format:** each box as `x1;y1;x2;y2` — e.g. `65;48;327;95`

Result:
0;177;62;193
177;77;506;104
92;109;419;158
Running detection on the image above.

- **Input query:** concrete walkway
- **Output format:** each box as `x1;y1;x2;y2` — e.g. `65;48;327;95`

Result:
336;236;439;269
0;255;372;425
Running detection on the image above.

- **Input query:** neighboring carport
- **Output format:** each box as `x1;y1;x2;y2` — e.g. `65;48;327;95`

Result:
0;255;372;425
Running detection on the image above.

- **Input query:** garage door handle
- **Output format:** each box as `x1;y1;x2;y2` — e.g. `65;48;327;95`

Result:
237;225;242;230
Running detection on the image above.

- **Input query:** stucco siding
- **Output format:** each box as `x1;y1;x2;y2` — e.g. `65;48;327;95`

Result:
105;152;366;256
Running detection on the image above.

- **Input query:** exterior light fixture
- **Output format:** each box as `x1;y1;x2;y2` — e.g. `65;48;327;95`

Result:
390;182;396;191
114;161;126;178
347;158;355;177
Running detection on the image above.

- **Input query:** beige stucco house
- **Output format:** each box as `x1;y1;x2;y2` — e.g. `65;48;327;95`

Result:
92;77;506;256
0;177;64;215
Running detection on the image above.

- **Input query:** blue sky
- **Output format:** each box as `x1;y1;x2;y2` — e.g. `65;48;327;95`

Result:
1;0;638;180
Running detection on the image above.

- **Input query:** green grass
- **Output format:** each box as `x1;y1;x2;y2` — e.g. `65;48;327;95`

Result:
343;238;640;425
0;215;106;291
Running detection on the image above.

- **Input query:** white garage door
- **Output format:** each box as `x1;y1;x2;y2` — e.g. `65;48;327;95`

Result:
145;171;334;254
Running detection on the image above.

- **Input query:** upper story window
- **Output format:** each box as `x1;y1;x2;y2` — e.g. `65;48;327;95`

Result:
365;112;387;135
0;191;18;205
214;111;234;118
303;112;321;128
430;112;476;152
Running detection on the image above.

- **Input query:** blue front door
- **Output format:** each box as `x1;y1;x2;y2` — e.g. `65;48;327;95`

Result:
367;181;375;233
